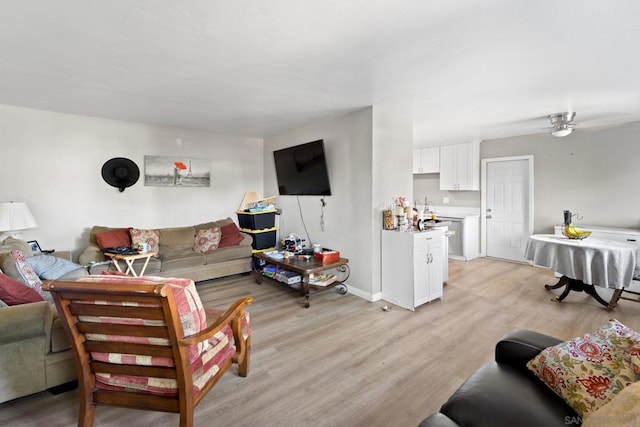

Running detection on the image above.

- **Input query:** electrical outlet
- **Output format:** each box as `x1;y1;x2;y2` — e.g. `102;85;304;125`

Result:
443;197;450;204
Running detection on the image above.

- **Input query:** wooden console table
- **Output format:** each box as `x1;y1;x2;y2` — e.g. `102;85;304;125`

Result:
253;252;349;308
525;234;637;309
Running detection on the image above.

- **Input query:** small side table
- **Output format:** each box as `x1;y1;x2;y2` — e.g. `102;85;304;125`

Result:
103;251;157;277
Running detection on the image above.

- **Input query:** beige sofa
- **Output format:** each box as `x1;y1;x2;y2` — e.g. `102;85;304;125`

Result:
78;217;254;282
0;300;76;403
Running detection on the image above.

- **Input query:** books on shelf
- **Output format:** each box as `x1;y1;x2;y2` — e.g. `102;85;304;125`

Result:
274;270;301;285
308;273;337;287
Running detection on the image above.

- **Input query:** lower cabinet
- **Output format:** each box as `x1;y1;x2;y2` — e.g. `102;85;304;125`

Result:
381;229;444;311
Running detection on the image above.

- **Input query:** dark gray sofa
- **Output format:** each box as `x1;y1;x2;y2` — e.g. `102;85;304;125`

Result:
419;330;580;427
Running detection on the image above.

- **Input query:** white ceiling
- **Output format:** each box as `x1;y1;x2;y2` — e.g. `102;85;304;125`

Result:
2;0;640;145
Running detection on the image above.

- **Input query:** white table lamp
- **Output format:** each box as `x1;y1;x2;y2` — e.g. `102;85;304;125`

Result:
0;201;38;241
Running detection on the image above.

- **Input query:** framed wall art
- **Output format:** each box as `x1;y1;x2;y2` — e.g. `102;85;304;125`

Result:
144;156;211;187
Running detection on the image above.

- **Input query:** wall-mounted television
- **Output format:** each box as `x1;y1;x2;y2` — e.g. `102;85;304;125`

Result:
273;139;332;196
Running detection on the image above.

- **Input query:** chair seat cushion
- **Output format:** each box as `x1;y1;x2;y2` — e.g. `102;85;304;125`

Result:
94;323;236;396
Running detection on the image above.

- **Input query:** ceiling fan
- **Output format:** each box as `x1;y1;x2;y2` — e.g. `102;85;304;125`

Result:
547;112;576;137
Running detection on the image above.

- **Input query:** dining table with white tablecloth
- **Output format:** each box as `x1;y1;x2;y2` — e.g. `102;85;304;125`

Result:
524;234;637;308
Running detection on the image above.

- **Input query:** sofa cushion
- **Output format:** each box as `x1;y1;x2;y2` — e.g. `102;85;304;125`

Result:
50;315;71;353
0;250;43;293
194;227;221;253
527;319;640;417
158;226;196;253
205;237;253;264
130;229;160;253
0;272;44;305
95;228;132;249
160;250;206;271
0;237;34;256
219;222;245;248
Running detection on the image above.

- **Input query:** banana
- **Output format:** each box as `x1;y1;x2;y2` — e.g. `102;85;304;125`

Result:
563;224;591;239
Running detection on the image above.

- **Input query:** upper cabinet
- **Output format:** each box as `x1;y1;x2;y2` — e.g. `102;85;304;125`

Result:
413;147;440;174
439;141;480;191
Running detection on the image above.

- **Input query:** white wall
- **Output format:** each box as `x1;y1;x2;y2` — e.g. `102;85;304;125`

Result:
481;122;640;232
0;104;263;259
264;107;413;300
371;107;413;296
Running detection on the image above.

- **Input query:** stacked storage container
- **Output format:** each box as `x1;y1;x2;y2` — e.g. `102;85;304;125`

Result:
236;210;278;252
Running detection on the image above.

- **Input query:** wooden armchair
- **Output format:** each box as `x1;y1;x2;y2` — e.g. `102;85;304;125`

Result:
42;276;252;427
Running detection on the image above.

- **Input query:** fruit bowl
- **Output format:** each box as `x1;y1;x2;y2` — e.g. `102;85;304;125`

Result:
562;224;591;239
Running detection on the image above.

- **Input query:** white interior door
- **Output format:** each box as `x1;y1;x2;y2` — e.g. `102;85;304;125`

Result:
481;156;533;262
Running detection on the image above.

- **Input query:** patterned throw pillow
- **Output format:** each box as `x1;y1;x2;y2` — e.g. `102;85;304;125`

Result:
527;319;640;416
0;250;43;294
130;229;160;253
194;227;221;253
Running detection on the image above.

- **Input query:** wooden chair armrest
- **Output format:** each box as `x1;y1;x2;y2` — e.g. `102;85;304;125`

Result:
179;296;252;346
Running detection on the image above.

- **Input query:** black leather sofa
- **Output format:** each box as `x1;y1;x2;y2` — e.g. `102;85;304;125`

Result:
419;330;581;427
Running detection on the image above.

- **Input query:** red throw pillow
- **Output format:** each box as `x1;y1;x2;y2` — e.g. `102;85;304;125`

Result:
95;228;132;249
218;223;244;248
0;272;45;305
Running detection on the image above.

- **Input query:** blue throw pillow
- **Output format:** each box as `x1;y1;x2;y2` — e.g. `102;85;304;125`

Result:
26;255;84;280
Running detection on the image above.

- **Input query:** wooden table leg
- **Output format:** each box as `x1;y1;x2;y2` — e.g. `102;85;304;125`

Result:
303;274;310;308
545;276;569;291
545;275;613;308
608;289;624;310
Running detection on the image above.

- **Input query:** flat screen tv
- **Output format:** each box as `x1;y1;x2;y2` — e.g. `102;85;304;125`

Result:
273;139;332;196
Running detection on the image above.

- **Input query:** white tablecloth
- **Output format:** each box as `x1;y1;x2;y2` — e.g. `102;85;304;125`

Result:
524;234;637;289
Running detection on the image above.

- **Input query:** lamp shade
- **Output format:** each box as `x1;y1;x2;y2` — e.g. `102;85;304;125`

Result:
0;202;38;232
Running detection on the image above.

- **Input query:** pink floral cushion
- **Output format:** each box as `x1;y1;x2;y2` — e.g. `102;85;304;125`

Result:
129;229;159;253
527;319;640;416
193;227;221;253
6;250;43;293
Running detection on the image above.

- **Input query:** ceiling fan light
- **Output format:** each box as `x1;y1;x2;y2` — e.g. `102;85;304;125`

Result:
551;127;573;137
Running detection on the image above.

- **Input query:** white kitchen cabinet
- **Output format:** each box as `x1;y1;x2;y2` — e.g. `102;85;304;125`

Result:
413;147;440;174
381;229;444;311
439;141;479;190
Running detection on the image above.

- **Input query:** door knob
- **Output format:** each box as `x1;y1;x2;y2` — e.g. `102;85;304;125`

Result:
486;215;492;219
486;208;492;212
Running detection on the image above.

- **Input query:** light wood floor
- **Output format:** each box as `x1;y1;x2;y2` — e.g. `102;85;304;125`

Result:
2;258;639;427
